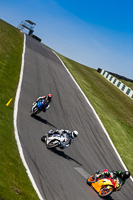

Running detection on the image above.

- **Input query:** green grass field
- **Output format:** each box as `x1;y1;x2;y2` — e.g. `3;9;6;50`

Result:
0;19;39;200
0;18;133;200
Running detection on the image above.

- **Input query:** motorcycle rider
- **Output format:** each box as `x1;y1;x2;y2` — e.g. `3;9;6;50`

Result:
33;94;52;112
95;169;130;186
47;129;79;149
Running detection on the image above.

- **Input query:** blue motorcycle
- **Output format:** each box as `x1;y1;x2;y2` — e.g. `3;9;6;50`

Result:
30;99;49;117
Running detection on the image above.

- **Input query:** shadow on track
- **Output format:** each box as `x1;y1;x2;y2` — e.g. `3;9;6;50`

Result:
32;115;57;128
101;196;114;200
50;148;82;166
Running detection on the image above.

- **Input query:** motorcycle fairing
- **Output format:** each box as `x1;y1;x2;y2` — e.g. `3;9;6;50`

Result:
53;133;62;137
92;178;114;192
46;135;62;144
37;101;44;109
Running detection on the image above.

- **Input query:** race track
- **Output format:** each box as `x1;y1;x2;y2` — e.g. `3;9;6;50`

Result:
17;35;133;200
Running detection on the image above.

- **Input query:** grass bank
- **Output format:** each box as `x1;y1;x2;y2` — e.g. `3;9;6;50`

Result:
0;19;39;200
56;53;133;176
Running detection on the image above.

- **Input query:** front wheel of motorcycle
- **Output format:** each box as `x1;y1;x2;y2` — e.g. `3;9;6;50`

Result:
98;186;113;197
31;106;38;117
41;136;46;143
46;140;60;149
87;175;95;185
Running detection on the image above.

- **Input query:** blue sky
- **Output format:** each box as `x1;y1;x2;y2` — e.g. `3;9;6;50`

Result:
0;0;133;79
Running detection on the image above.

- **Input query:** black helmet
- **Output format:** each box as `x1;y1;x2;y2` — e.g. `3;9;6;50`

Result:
47;94;52;101
121;171;130;180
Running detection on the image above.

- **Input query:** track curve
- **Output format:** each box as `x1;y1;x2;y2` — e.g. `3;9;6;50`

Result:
17;35;133;200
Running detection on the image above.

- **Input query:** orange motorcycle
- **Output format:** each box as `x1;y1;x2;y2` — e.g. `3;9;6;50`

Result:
87;174;123;197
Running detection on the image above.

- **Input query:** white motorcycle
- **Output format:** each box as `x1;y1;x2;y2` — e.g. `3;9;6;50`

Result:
41;130;66;149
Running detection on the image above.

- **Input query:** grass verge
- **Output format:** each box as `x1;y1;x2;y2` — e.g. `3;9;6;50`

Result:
56;53;133;176
0;19;39;200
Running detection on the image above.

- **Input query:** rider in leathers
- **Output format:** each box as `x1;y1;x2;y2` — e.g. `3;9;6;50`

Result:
47;129;78;149
33;94;52;112
94;169;130;189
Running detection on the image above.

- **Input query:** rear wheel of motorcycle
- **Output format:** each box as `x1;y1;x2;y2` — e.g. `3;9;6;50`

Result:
87;175;95;185
98;186;113;197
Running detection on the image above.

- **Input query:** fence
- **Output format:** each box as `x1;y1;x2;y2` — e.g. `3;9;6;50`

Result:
98;69;133;100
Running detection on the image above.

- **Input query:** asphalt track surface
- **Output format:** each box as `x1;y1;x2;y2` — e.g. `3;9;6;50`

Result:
17;36;133;200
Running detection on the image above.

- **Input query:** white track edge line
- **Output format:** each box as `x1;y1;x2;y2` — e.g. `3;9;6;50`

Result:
53;51;133;183
13;34;44;200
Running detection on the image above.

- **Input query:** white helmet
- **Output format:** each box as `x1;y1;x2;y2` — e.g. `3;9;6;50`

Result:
72;130;78;138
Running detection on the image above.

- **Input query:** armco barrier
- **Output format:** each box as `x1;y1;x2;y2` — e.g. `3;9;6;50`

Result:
99;69;133;100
